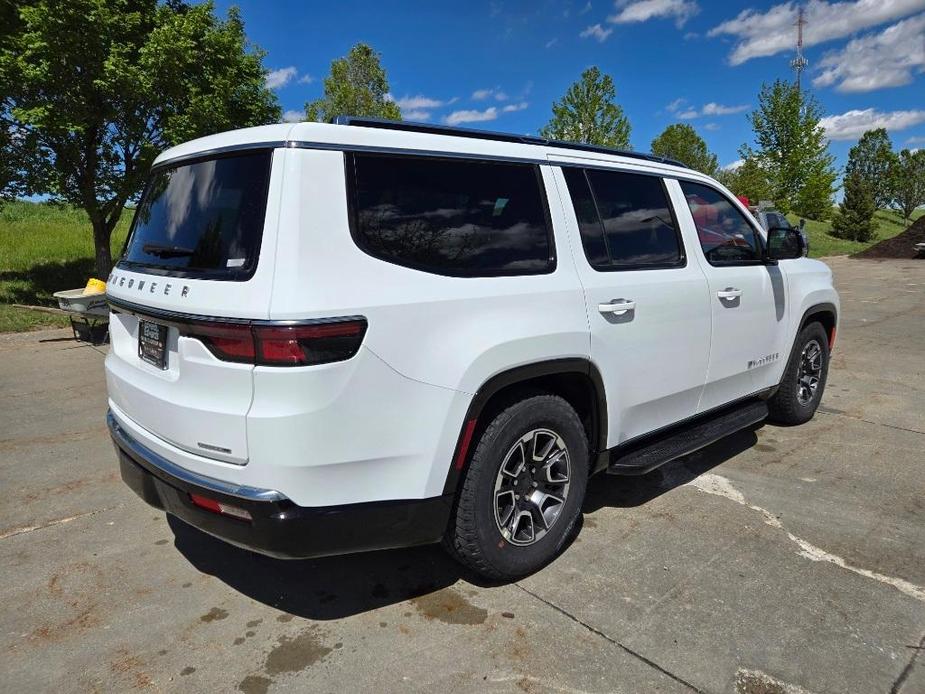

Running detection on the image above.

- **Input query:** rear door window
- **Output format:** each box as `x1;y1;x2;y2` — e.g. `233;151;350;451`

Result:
562;167;684;270
120;150;273;279
346;153;554;277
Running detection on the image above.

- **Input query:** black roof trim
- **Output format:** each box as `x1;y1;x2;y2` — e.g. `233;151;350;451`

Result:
332;116;688;169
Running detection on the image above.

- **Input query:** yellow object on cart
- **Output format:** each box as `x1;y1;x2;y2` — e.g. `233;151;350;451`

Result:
82;278;106;295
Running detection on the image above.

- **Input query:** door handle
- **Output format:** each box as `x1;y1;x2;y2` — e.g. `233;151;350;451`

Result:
717;288;742;300
598;299;636;315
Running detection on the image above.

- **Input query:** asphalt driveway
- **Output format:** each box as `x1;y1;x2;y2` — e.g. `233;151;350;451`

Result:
1;256;923;693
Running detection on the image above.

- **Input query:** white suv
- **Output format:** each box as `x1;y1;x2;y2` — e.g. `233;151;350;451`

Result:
106;117;839;579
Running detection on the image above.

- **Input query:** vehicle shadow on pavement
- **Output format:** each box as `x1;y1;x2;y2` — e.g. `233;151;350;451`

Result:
167;425;760;620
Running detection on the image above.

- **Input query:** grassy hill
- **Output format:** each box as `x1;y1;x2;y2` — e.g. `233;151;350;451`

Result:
0;199;922;333
0;200;130;332
788;208;924;257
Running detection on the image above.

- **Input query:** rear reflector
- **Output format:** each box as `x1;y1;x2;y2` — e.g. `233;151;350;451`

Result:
454;419;478;470
189;493;252;521
183;318;367;367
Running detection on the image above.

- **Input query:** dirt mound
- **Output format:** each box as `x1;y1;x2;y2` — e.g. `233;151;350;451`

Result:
853;216;925;259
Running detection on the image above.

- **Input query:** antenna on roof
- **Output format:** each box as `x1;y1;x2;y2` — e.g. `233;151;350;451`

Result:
790;6;808;93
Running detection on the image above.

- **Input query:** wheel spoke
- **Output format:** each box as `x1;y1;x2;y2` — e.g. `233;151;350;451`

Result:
501;442;526;478
510;510;535;543
532;431;556;462
527;489;565;530
495;490;516;528
541;449;569;485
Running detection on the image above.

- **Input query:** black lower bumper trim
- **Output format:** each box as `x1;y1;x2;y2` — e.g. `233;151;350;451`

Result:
114;434;452;560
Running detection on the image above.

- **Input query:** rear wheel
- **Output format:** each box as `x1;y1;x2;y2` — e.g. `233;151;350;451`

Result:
768;322;830;425
445;395;589;580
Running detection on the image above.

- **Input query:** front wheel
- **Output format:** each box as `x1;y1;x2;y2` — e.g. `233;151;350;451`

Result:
768;322;830;425
444;395;589;580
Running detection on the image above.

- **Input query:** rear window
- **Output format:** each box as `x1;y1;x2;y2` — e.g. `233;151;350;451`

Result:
346;153;554;277
562;167;684;270
119;150;272;279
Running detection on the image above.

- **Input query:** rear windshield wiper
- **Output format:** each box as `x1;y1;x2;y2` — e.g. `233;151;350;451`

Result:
142;243;195;258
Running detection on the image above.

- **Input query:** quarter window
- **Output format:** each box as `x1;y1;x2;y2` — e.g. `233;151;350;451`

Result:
680;181;763;265
562;167;684;270
347;153;554;277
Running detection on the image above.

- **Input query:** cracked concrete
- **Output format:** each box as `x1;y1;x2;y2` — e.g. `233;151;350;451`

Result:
1;256;923;692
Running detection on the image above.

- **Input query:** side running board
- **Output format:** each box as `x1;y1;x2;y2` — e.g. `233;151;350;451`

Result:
607;399;769;475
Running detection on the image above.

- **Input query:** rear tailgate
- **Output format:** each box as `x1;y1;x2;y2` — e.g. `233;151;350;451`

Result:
105;148;283;465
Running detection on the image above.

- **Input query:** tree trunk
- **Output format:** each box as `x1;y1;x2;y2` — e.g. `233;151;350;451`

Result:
92;217;113;278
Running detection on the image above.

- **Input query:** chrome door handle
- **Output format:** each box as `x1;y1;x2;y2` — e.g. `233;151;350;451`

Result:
717;288;742;300
598;299;636;315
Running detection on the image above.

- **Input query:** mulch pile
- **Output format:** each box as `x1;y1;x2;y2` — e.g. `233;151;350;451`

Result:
853;216;925;259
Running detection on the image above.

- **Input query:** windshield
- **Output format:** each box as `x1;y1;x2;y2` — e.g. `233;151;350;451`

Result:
120;150;272;279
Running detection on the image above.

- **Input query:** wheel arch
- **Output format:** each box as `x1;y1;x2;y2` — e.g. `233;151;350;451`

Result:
799;302;838;348
441;358;607;496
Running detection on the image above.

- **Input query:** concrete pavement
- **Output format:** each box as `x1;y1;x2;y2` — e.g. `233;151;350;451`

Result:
1;256;923;693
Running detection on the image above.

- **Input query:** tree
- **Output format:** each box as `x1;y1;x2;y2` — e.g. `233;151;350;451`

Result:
845;128;897;209
306;43;401;122
831;172;877;242
889;148;925;222
650;124;717;175
539;67;631;148
1;0;280;276
717;157;773;204
739;80;837;218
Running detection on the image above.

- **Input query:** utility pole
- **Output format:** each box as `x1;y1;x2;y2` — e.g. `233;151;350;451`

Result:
790;7;808;93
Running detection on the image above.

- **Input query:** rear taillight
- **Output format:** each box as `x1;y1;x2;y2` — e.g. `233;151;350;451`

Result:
184;318;367;367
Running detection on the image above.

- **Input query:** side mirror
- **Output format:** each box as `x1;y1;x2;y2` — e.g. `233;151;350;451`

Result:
766;226;807;261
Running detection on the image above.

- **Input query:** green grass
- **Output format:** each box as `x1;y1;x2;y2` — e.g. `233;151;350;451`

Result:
788;208;923;258
0;200;130;332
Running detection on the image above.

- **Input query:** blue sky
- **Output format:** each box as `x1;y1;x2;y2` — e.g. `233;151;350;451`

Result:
216;0;925;175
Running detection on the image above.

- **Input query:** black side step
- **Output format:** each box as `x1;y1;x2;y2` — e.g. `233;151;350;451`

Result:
607;400;768;475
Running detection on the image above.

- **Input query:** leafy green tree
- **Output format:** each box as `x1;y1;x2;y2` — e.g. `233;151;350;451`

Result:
306;43;401;122
540;67;631;148
889;148;925;222
845;128;897;209
650;124;717;175
716;157;773;204
831;172;877;242
1;0;280;276
739;80;836;218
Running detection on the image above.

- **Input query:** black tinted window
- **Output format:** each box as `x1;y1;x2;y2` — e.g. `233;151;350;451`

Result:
121;151;272;279
680;181;762;264
348;153;553;276
562;168;609;267
563;167;683;269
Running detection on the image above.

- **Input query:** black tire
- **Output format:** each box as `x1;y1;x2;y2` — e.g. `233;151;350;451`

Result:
768;322;830;425
444;395;589;581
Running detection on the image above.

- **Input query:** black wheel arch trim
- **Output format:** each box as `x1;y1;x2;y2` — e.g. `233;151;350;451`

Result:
441;358;607;496
798;302;838;346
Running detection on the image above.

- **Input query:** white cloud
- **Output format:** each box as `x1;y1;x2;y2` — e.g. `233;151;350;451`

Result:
298;74;315;85
395;94;457;110
704;122;720;131
445;107;499;125
580;1;593;14
265;66;298;89
819;108;925;140
907;135;925;144
502;101;529;112
709;0;925;66
545;37;559;48
403;110;432;121
471;88;508;101
813;14;925;93
281;110;303;123
609;0;700;27
580;23;613;41
723;159;745;171
669;100;749;119
701;102;749;116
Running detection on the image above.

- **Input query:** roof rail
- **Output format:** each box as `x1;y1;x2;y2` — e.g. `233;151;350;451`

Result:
332;115;688;168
